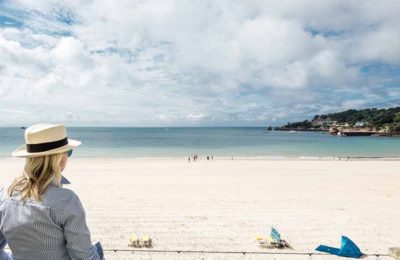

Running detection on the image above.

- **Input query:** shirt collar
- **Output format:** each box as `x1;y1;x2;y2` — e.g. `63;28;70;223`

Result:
50;175;71;187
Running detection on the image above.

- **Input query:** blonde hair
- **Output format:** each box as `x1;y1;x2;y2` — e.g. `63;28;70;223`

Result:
8;153;64;201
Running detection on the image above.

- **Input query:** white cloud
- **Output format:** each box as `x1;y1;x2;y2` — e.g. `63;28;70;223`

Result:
354;26;400;65
186;113;205;121
51;37;92;68
0;0;399;126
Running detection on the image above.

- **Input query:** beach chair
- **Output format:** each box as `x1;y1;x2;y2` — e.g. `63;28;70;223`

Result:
257;227;291;249
256;236;275;248
389;247;400;260
141;235;153;248
315;236;362;258
128;234;141;248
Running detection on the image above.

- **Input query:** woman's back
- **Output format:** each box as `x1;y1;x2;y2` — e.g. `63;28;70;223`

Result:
0;183;102;260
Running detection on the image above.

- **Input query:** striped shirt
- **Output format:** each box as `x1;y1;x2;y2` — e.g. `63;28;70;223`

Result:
0;181;103;260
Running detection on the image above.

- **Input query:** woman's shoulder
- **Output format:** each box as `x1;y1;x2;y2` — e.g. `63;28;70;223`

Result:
0;182;12;201
1;183;81;211
43;186;81;209
0;185;4;201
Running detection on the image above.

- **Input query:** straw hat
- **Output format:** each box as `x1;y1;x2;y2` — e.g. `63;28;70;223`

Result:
12;123;81;158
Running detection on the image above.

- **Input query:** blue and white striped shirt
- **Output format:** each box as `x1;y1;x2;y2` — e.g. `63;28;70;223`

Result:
0;181;103;260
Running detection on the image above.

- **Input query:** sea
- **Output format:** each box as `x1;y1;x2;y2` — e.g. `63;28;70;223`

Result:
1;127;400;158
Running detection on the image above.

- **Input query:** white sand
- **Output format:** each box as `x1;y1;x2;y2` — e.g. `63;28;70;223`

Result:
1;157;399;259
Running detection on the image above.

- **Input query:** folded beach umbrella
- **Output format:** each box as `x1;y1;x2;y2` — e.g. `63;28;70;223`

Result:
315;236;362;258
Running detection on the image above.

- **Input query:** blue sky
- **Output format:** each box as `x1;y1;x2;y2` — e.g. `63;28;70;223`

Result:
0;0;399;126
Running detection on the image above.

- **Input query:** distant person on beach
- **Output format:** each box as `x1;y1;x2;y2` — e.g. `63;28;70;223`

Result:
188;157;190;163
0;124;104;260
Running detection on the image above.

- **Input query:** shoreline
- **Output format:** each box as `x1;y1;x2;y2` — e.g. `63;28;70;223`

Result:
1;155;400;161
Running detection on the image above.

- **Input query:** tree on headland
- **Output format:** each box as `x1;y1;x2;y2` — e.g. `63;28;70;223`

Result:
389;112;400;134
394;112;400;123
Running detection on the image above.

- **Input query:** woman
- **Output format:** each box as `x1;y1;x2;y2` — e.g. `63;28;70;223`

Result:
0;123;104;260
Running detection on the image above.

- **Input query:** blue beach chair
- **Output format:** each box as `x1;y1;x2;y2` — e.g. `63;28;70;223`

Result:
316;236;362;258
270;228;281;242
257;227;291;249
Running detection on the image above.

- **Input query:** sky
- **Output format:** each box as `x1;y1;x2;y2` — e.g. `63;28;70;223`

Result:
0;0;399;127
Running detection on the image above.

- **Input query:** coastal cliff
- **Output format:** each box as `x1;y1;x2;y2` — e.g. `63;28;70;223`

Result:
271;107;400;136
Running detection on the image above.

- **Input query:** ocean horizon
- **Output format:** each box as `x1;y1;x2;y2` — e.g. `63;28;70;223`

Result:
2;127;400;158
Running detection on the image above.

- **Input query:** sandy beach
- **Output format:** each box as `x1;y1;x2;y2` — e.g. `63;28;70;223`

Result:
1;157;399;259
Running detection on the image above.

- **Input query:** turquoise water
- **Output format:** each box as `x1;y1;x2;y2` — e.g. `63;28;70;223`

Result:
1;127;399;158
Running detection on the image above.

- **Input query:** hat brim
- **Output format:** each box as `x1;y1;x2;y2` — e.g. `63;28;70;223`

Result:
11;139;81;158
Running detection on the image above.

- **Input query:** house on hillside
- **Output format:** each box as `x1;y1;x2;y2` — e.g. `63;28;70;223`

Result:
354;121;368;127
312;117;337;128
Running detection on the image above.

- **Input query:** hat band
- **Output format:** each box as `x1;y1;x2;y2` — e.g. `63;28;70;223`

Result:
26;137;68;153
